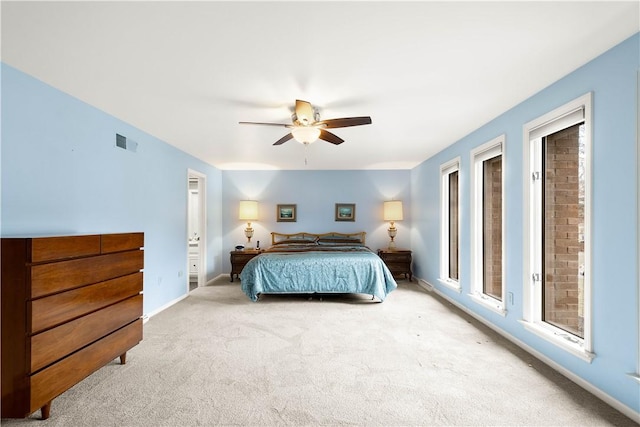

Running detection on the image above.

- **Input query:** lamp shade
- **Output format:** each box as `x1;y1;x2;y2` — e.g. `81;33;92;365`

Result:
238;200;258;221
383;200;403;221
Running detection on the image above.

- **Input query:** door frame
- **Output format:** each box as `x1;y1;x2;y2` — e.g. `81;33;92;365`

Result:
187;169;207;291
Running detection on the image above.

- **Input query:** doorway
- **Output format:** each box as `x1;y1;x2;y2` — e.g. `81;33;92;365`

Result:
187;169;206;291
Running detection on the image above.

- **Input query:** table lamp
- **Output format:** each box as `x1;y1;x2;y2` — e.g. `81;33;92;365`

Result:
383;200;403;250
239;200;258;249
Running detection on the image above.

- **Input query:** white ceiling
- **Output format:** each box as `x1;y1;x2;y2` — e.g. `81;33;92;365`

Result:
2;1;638;170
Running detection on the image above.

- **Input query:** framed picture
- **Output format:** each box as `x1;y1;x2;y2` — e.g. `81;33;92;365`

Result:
335;203;356;222
277;204;297;222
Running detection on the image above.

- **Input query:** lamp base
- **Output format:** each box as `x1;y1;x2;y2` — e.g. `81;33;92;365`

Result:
387;223;398;250
244;225;254;250
245;238;254;250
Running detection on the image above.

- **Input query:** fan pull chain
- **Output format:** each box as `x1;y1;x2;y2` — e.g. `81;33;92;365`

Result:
304;142;309;166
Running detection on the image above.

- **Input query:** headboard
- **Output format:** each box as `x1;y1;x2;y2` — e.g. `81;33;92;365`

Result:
270;231;366;245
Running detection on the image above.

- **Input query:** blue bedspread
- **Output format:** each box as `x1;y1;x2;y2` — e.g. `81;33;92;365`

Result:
240;246;397;302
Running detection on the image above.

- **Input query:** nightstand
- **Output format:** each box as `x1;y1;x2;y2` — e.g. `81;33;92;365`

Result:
230;250;262;282
377;249;412;281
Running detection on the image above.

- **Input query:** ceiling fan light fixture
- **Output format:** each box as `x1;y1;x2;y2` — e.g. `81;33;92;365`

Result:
240;99;371;146
291;126;321;144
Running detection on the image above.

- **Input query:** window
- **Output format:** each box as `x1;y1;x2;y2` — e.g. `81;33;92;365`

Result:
637;71;640;382
522;93;593;361
471;136;505;314
440;157;461;290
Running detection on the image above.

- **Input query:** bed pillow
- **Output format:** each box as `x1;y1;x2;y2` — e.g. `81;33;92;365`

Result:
272;238;318;246
317;235;363;245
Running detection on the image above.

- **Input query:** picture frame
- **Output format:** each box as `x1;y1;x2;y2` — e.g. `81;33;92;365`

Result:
276;204;297;222
335;203;356;222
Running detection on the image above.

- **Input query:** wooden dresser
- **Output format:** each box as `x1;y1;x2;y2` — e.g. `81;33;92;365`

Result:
377;249;413;281
230;249;262;282
1;232;144;419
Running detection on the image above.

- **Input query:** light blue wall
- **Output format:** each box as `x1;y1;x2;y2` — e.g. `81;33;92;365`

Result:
221;169;411;272
410;34;639;413
1;63;224;315
2;31;638;417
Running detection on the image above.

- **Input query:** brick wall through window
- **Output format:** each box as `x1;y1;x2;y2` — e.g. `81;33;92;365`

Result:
483;155;502;300
449;171;459;281
543;123;584;338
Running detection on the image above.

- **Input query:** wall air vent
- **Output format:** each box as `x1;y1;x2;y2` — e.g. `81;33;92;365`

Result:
115;133;138;153
116;134;127;149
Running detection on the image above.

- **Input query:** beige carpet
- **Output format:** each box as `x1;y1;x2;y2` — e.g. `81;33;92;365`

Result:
2;277;636;426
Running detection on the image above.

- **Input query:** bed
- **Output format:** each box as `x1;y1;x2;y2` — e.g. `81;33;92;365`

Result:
239;231;397;302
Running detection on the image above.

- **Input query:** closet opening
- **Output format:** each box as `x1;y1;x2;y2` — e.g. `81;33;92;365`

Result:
187;169;207;291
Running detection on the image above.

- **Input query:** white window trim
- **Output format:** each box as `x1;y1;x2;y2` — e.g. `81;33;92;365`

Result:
522;92;594;362
470;135;506;315
635;70;640;382
439;157;461;291
469;293;506;316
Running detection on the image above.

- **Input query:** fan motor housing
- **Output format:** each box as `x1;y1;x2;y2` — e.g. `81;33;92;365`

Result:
291;110;320;126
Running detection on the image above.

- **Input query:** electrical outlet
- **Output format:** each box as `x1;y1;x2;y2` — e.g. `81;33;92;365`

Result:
508;292;514;305
178;270;183;277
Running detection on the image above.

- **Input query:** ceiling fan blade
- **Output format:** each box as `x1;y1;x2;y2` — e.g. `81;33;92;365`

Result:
239;121;292;127
319;129;344;145
273;133;294;146
317;116;372;129
295;100;315;125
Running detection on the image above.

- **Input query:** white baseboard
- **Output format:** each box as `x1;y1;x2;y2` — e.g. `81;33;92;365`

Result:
143;293;188;323
143;274;231;323
417;278;434;291
417;276;640;423
208;273;229;284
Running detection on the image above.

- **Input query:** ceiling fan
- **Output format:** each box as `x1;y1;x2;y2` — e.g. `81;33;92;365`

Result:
239;99;372;146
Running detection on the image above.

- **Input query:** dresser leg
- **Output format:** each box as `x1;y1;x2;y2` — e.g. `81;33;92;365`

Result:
41;401;51;420
120;352;127;365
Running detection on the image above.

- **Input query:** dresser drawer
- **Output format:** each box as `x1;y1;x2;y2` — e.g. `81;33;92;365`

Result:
30;250;144;299
29;271;143;334
233;253;259;263
29;319;142;414
189;256;199;273
30;295;142;373
384;261;411;270
101;233;144;254
29;235;101;263
381;252;411;262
